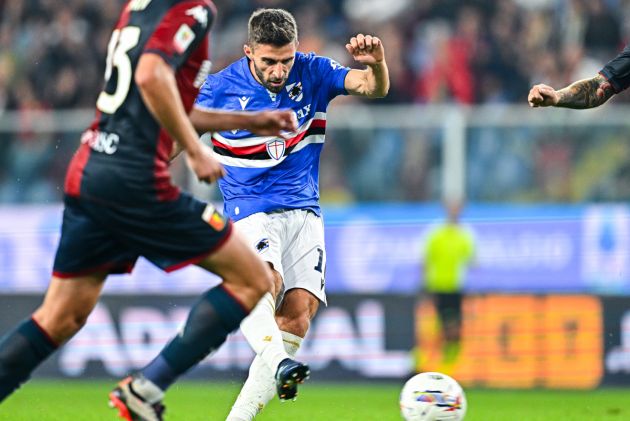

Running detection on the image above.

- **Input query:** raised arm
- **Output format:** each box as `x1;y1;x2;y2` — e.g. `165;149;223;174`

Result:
343;34;390;98
527;74;615;109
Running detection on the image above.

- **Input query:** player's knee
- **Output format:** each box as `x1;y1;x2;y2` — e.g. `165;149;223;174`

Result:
270;269;283;298
34;307;90;342
277;313;310;338
251;262;274;298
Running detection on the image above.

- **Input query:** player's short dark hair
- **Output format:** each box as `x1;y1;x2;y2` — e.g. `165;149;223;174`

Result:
247;8;298;47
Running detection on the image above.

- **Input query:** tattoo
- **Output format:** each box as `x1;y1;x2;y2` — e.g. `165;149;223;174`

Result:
556;74;615;109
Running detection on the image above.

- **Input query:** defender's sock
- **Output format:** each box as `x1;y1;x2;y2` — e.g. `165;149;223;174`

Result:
239;293;289;373
0;318;58;402
227;330;303;421
141;285;248;392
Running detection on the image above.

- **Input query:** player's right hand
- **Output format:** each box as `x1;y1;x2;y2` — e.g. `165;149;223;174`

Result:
186;143;225;184
528;84;559;107
249;110;298;136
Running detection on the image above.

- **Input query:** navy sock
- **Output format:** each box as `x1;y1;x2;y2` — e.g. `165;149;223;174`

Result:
142;285;248;390
0;318;58;402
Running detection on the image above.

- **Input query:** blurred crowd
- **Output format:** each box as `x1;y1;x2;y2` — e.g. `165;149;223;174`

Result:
1;0;630;203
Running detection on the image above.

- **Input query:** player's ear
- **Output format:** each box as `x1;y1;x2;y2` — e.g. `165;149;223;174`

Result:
244;44;253;59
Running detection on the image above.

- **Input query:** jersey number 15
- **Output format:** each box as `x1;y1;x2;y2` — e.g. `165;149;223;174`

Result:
96;27;141;114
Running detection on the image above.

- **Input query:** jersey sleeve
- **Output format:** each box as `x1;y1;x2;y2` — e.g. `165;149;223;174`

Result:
309;55;351;100
600;44;630;93
144;0;215;68
194;75;216;109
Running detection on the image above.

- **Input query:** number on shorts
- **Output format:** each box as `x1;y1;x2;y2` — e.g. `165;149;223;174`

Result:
96;27;141;114
314;247;324;273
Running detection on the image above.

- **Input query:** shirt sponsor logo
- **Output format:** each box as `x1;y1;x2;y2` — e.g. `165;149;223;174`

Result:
173;24;195;54
80;129;119;155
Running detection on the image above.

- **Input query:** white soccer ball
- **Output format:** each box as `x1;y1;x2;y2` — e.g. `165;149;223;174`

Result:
399;372;467;421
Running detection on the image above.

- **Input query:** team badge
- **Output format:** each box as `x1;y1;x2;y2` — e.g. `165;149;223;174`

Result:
285;82;303;102
255;238;270;253
202;204;226;231
266;139;285;160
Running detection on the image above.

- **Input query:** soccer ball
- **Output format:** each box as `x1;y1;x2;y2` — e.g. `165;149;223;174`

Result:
399;372;467;421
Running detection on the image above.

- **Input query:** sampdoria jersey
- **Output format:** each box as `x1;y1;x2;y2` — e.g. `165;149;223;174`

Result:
195;52;350;221
600;44;630;92
64;0;216;205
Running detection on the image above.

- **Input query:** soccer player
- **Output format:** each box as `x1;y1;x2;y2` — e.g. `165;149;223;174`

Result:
0;1;299;419
527;46;630;109
189;8;390;420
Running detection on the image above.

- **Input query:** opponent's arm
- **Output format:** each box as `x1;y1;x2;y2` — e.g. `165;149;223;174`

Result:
189;107;297;136
343;34;390;98
528;74;615;109
136;53;224;183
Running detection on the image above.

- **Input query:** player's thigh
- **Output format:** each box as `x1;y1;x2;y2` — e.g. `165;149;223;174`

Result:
197;229;273;308
33;273;107;343
235;212;284;285
282;211;327;305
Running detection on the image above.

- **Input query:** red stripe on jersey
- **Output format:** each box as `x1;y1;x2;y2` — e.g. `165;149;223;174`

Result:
64;143;92;197
64;112;102;196
116;1;132;29
154;128;180;201
310;119;326;129
211;119;326;156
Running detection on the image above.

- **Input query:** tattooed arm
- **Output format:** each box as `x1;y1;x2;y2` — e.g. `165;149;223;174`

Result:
528;74;615;109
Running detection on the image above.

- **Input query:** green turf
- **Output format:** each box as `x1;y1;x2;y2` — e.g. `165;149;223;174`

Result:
0;380;627;420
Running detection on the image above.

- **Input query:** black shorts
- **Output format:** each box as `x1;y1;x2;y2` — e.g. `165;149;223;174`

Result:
434;292;463;325
52;193;232;278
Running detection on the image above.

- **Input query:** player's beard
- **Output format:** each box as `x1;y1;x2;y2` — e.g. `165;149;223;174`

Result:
254;64;287;93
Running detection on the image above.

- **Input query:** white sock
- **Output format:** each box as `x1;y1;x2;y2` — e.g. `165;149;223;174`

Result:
239;293;289;372
226;331;303;421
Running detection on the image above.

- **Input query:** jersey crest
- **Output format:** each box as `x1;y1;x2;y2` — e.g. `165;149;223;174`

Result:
266;139;286;160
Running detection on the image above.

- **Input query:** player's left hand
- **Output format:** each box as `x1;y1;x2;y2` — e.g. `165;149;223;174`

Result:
346;34;384;66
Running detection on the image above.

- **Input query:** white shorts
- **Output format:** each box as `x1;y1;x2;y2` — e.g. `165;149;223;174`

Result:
234;209;327;305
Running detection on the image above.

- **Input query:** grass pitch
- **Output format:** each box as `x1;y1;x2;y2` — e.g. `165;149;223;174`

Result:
0;380;627;420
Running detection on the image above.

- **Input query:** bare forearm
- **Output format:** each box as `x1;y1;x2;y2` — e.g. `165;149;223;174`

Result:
190;108;263;134
365;62;390;98
136;54;200;155
555;74;615;109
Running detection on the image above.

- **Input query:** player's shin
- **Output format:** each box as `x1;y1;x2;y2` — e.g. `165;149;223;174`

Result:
138;285;248;394
227;330;304;421
240;293;290;372
0;318;58;402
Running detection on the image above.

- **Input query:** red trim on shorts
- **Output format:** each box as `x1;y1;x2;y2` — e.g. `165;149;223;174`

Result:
163;221;233;272
52;261;136;279
30;317;60;348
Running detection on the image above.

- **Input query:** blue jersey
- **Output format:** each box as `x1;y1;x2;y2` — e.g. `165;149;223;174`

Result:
195;51;350;221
